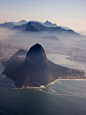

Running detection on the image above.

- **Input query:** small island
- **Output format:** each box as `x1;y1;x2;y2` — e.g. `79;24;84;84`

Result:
2;43;86;88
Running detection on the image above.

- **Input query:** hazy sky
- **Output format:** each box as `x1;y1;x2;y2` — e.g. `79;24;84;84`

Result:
0;0;86;32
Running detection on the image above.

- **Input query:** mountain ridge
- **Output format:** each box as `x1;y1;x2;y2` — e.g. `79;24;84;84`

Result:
43;20;58;27
0;20;83;36
26;22;39;32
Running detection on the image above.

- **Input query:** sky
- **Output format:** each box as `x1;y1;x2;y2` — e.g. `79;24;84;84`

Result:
0;0;86;32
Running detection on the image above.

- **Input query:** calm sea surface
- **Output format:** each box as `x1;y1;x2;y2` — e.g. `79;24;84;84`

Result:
0;54;86;115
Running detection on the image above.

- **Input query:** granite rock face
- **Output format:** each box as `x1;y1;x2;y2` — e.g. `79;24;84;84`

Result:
24;43;52;87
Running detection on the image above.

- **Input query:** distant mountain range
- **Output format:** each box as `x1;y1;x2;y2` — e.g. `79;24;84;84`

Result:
0;22;14;28
13;20;28;25
0;20;28;28
0;20;70;29
0;20;82;36
13;21;79;35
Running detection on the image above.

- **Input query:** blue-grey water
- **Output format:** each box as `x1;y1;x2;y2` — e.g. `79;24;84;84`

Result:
47;54;86;74
0;54;86;115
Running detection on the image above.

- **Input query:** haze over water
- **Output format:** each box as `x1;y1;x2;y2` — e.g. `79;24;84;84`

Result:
47;54;86;75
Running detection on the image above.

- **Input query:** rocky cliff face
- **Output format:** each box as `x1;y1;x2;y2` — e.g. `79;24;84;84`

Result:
24;43;52;87
26;43;48;64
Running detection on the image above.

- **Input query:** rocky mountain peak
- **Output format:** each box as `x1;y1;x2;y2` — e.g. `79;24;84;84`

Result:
26;43;47;64
26;22;39;31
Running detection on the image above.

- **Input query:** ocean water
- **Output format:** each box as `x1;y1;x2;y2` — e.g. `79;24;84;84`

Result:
0;62;86;115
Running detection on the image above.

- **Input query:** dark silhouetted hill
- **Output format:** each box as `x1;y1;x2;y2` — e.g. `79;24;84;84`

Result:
2;49;27;77
3;43;53;87
2;49;27;66
2;44;85;88
12;22;47;31
31;22;47;31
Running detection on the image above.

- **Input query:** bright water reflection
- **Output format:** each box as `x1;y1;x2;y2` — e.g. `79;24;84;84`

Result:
47;53;86;74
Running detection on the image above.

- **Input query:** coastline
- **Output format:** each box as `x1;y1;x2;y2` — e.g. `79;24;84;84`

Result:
13;78;86;89
1;52;86;88
1;75;86;89
49;78;86;85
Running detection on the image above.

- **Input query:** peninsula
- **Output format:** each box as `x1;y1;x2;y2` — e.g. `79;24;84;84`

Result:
2;43;86;88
